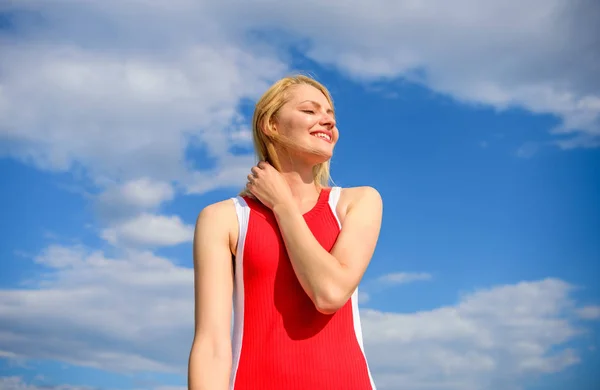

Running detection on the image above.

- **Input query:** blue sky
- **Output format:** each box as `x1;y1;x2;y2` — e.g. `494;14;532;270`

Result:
1;1;599;389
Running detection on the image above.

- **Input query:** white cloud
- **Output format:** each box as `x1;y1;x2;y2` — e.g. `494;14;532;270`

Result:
0;376;187;390
0;376;92;390
93;177;177;225
516;142;540;159
358;272;432;303
361;278;588;389
100;213;194;247
0;246;597;390
0;32;284;191
358;290;371;304
576;305;600;320
2;245;193;374
98;178;175;210
207;0;600;147
0;0;597;204
184;154;256;195
154;387;187;390
0;351;18;359
378;272;433;284
1;3;599;387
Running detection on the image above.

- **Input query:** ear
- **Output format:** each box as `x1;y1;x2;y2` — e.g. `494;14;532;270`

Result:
262;118;278;138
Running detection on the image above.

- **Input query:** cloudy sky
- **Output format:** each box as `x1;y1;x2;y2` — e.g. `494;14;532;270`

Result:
1;0;599;389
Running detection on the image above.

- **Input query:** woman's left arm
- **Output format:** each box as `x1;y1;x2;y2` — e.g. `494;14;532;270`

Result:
272;186;383;314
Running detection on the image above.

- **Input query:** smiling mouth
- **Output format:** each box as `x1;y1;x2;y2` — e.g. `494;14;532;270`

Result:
311;132;332;142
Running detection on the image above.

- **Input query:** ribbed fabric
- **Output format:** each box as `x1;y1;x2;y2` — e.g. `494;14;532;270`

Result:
231;188;374;390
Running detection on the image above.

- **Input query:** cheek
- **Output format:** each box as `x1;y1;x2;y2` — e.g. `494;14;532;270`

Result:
280;116;313;137
333;128;340;142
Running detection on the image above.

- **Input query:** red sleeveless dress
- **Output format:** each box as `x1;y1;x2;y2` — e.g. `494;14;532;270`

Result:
229;187;376;389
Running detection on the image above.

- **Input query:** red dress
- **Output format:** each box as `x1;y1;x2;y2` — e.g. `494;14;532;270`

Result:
229;187;376;389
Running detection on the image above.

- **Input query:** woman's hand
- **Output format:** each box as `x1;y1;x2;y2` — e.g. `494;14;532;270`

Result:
246;161;294;210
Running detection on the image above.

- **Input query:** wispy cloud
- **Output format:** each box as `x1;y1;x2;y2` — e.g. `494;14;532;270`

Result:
95;178;175;219
100;213;194;248
0;376;94;390
377;272;433;285
362;278;592;389
1;248;596;389
1;2;599;389
0;375;185;390
576;305;600;320
1;0;598;202
516;142;540;159
0;32;284;193
358;272;433;304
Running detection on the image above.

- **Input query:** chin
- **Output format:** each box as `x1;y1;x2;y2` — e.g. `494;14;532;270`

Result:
311;155;332;165
307;149;334;165
292;148;333;166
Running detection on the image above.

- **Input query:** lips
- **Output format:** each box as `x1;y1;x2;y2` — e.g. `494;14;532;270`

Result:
310;130;332;143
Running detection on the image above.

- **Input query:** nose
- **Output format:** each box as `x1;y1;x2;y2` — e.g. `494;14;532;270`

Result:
319;112;336;129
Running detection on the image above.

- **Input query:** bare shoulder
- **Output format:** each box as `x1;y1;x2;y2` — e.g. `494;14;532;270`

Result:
340;186;381;202
194;198;239;256
336;186;382;223
339;186;382;208
196;198;237;222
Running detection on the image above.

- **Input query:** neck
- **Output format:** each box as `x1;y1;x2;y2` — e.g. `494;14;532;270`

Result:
276;152;320;204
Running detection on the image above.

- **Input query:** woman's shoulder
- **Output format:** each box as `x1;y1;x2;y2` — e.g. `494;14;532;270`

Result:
195;198;239;231
195;198;240;254
197;198;237;217
335;186;382;222
338;185;382;204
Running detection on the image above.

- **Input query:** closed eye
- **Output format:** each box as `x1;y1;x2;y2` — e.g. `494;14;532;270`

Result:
302;110;315;114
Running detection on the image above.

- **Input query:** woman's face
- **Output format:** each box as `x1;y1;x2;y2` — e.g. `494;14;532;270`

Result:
272;84;338;163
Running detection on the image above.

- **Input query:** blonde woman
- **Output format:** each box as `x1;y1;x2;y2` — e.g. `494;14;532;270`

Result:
188;75;382;390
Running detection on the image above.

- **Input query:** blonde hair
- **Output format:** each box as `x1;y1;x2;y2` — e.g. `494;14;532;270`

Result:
239;74;335;197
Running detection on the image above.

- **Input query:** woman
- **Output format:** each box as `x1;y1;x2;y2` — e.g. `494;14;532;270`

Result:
188;75;383;390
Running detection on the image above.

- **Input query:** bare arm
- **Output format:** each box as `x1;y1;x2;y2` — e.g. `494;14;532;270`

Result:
188;201;236;390
272;186;383;314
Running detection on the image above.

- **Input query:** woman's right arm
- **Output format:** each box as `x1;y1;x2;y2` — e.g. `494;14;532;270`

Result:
188;201;236;390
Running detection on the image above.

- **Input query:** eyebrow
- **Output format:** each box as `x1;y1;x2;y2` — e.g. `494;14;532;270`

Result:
298;100;335;116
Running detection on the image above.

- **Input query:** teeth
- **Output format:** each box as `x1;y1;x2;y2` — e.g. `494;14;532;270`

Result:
313;133;331;141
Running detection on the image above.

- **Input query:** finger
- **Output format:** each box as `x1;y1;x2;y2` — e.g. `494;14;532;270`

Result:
247;174;256;183
246;180;256;193
253;165;264;176
257;160;271;169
